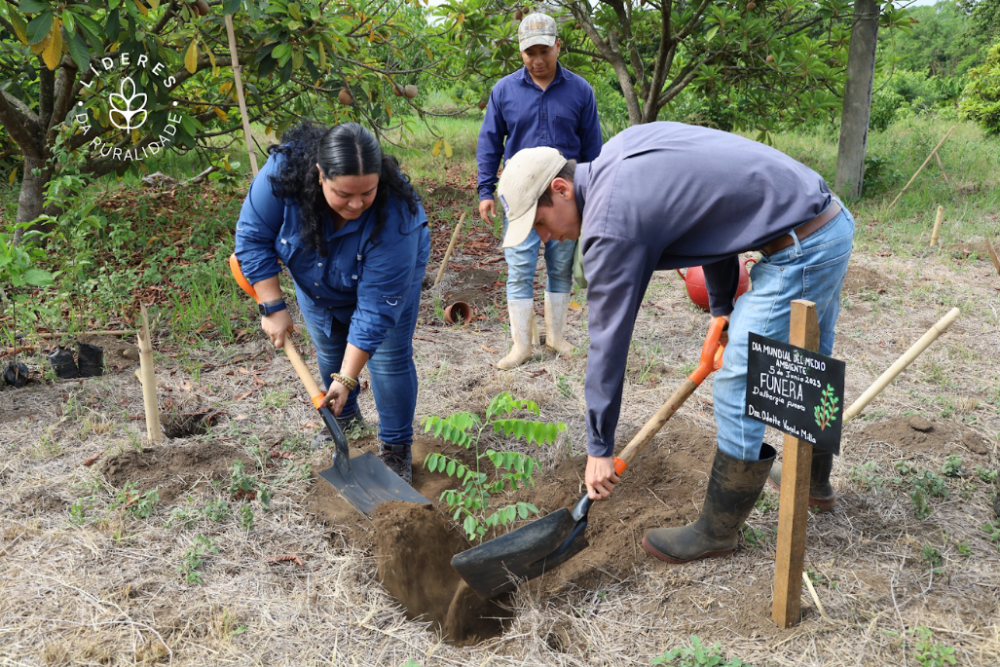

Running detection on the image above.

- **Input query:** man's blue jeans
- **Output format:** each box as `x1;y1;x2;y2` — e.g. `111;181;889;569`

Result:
503;215;575;300
712;204;855;461
301;261;426;447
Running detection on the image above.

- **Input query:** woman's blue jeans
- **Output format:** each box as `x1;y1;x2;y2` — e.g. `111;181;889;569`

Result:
301;259;427;448
503;215;575;300
712;204;855;461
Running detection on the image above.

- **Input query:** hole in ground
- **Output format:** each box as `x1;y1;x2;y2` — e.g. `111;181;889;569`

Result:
373;501;513;644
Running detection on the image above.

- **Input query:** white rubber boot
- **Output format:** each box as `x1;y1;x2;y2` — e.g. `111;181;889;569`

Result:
544;291;575;356
497;299;536;370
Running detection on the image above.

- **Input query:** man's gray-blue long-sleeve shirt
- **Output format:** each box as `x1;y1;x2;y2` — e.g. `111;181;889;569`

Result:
477;64;602;201
577;122;833;458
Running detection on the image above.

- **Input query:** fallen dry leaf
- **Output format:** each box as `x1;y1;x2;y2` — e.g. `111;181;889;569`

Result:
266;553;305;567
81;451;105;467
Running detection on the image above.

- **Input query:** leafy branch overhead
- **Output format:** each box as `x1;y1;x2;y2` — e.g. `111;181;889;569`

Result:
0;0;471;231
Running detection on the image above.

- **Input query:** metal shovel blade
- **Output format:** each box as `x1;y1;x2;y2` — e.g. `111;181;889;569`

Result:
451;495;592;599
316;407;430;517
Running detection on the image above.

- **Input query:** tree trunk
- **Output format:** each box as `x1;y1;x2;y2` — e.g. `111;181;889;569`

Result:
12;155;52;245
835;0;879;199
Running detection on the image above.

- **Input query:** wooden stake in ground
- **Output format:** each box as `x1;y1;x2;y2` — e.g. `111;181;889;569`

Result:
772;299;820;629
930;206;944;247
843;307;961;422
36;330;135;339
137;305;163;444
434;212;468;287
985;236;1000;277
888;125;955;210
934;152;950;183
224;12;259;178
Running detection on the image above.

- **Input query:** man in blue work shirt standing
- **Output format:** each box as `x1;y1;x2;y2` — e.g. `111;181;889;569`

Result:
495;123;854;564
477;12;603;369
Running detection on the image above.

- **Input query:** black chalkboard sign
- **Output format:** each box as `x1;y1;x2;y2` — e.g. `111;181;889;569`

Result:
745;332;846;455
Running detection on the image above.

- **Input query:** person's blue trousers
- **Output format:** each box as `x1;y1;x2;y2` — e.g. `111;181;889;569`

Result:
712;204;855;461
300;236;429;447
503;215;575;300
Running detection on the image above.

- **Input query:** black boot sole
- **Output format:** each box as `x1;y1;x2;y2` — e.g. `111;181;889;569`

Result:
641;536;734;564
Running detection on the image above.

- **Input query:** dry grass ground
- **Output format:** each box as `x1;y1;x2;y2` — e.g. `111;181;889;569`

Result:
3;118;999;665
3;237;998;666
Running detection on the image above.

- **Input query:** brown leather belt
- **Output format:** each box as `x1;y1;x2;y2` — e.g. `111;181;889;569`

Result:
758;201;842;257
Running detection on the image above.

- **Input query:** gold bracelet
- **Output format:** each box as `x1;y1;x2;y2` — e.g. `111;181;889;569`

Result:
330;372;359;391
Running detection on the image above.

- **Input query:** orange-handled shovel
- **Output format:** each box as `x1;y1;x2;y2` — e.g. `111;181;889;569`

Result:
451;316;727;599
228;254;430;517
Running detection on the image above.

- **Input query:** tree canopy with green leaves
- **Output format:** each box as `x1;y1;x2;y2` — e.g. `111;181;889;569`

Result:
0;0;462;231
442;0;913;138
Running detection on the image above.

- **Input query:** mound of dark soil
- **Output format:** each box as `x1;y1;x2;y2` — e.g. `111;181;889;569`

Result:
507;420;719;592
303;436;477;546
857;415;990;458
842;265;896;295
100;441;249;503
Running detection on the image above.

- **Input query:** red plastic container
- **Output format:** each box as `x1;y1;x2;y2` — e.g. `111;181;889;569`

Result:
676;258;756;312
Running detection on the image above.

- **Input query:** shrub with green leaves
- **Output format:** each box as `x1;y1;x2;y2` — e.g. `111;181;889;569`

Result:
422;392;565;542
112;482;159;519
651;635;751;667
909;627;957;667
0;222;55;328
228;461;272;509
960;42;1000;135
178;535;218;585
941;455;962;478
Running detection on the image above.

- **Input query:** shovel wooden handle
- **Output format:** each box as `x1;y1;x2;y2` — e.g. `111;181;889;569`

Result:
229;253;326;409
613;316;727;474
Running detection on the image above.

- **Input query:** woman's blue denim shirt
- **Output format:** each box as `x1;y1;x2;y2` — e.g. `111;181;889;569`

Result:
234;153;429;355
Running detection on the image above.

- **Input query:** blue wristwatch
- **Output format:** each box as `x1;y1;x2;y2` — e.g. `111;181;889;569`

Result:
258;299;287;316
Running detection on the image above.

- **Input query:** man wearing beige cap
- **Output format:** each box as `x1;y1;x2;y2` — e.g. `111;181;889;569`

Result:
497;122;854;564
477;12;602;369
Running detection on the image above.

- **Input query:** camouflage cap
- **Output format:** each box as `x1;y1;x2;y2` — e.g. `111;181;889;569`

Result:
518;13;558;51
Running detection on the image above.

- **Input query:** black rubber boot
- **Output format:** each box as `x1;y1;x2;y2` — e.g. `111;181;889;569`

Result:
379;441;413;485
310;411;367;450
767;448;836;512
642;444;776;564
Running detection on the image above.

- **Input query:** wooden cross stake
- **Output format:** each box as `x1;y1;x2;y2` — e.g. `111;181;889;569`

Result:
772;299;819;628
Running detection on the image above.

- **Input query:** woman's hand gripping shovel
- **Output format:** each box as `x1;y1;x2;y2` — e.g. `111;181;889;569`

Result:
228;254;430;517
451;316;728;599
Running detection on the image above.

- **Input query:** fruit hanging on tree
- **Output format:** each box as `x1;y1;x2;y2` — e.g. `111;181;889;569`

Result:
404;84;418;99
338;88;354;105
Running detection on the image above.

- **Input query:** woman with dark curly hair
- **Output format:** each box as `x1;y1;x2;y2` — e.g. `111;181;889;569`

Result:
234;122;430;483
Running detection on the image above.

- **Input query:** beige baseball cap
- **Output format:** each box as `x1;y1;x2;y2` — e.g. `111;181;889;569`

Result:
497;146;568;248
518;13;558;51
